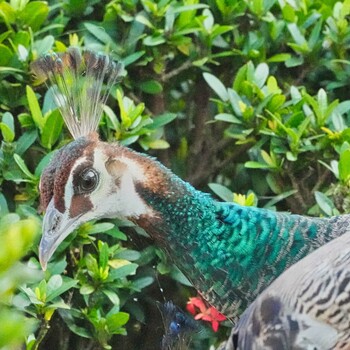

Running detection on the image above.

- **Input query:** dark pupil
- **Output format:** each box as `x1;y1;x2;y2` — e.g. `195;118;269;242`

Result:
80;169;97;192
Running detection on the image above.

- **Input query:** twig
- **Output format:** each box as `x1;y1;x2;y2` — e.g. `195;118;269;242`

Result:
311;168;331;193
160;61;193;82
286;168;309;212
33;318;50;350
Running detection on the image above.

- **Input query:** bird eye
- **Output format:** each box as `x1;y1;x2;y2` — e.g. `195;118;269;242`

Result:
79;168;99;193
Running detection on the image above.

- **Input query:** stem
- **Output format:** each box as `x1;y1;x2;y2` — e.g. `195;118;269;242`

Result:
160;60;192;82
33;318;50;350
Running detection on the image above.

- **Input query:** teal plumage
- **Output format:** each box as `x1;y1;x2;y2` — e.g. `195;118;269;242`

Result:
130;154;350;319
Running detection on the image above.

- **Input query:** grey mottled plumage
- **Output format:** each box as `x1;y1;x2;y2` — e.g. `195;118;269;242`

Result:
221;232;350;350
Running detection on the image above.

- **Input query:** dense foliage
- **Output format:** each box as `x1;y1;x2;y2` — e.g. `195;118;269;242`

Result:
1;0;350;349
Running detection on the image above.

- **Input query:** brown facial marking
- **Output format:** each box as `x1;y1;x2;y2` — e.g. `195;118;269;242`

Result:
69;194;93;218
103;143;171;196
39;133;99;213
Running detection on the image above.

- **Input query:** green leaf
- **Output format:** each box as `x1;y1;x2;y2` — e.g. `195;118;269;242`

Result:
115;250;140;261
98;241;109;270
170;266;192;286
85;254;99;276
33;35;54;56
0;2;16;24
267;53;291;63
336;100;350;115
203;72;229;101
26;85;44;132
102;289;120;305
227;88;243;116
308;19;322;49
0;44;12;66
315;191;335;217
263;190;298;209
281;3;295;22
139;80;163;94
85;222;115;235
0;194;9;216
19;1;49;32
16;130;38;156
208;183;233;202
1;112;14;142
46;277;77;302
244;161;272;169
13;154;36;181
339;149;350;183
214;113;241;123
285;55;304;67
148;113;177;130
80;285;95;295
109;263;138;279
146;139;170;149
135;13;154;28
254;63;269;88
171;3;209;14
41;110;64;149
46;301;70;310
123;51;145;66
83;23;118;51
0;122;14;143
287;23;307;46
59;309;92;339
233;64;248;91
46;275;62;297
106;312;129;333
132;277;154;291
104;228;127;240
143;35;166;46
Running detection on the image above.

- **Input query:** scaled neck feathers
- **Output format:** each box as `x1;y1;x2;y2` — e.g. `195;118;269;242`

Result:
114;145;350;319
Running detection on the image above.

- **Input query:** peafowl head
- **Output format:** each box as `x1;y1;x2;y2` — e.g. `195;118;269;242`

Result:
33;47;158;269
38;133;158;270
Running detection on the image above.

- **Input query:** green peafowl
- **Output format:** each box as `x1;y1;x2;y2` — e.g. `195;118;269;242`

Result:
32;47;350;321
218;231;350;350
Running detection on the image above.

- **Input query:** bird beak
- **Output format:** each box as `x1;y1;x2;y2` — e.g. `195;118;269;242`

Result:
39;199;80;271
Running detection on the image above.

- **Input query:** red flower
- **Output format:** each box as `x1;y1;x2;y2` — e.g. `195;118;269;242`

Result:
186;296;226;332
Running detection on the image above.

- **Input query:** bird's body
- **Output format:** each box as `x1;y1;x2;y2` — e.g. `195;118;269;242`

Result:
38;132;350;319
32;48;350;323
223;231;350;350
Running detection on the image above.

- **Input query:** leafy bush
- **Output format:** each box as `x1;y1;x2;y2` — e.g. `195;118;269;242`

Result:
1;0;350;349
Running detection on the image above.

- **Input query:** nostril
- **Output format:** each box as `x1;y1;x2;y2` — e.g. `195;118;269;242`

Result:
51;214;61;232
44;210;62;236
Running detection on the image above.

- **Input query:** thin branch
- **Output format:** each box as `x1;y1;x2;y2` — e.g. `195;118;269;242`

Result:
216;143;253;171
311;168;331;193
33;318;50;350
286;169;309;212
160;61;193;82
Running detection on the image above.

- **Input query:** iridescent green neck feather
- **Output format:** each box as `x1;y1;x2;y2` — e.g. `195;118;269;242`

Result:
133;162;350;320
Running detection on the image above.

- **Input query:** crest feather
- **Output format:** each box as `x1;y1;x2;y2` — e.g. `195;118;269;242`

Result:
31;47;124;139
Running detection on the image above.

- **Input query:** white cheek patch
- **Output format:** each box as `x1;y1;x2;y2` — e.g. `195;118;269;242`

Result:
89;148;152;219
114;174;150;217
